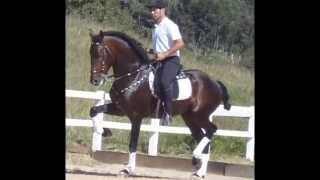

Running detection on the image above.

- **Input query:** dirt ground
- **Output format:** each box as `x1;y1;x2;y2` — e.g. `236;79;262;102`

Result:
66;173;170;180
66;165;253;180
66;153;253;180
66;173;253;180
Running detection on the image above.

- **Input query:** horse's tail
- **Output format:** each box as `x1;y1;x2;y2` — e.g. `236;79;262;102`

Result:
217;81;231;110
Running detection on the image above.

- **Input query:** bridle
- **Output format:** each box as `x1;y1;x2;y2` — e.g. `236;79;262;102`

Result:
91;41;155;94
92;42;113;79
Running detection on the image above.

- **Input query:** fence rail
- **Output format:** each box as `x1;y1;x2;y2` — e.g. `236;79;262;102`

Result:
66;89;254;161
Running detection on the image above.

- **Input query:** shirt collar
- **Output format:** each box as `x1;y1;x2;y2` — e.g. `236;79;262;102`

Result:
155;16;168;27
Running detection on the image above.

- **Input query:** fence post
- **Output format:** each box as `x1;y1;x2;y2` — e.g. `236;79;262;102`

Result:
246;106;255;161
91;91;105;152
148;118;160;156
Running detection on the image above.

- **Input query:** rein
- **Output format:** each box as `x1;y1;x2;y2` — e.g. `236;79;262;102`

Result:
95;42;158;95
108;64;152;106
106;65;148;82
98;42;153;82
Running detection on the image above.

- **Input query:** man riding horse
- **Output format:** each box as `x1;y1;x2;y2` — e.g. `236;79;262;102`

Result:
147;0;185;126
88;1;231;178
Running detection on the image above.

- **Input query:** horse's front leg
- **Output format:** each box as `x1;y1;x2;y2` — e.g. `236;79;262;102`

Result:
119;118;142;176
90;103;124;117
90;103;124;137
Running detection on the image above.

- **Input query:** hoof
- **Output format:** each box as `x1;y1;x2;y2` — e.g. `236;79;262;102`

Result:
190;173;204;180
89;107;98;118
118;168;130;177
102;128;112;137
192;157;202;171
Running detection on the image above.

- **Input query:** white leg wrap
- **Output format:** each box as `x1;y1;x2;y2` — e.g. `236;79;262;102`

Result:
92;116;104;134
193;137;210;158
91;116;103;152
195;153;210;177
126;152;136;173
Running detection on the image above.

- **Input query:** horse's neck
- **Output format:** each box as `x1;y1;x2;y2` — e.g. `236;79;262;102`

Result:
113;56;141;76
112;55;144;90
106;36;146;88
106;37;141;76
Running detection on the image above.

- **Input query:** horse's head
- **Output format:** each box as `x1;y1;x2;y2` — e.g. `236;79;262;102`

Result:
89;30;115;86
89;30;151;86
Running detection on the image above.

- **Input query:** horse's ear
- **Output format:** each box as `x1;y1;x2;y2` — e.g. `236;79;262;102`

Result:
99;30;104;38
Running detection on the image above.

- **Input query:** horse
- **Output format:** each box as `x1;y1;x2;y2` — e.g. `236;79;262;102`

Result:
88;30;231;179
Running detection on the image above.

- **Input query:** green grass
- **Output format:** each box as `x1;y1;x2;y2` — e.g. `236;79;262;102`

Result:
182;49;254;106
66;13;254;164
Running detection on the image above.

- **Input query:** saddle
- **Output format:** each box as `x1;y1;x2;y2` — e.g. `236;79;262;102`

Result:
148;62;192;101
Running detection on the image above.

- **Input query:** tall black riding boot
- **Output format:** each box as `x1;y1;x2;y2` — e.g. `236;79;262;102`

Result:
161;89;173;126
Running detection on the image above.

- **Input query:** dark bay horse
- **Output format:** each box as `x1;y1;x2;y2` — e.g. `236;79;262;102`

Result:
89;30;231;179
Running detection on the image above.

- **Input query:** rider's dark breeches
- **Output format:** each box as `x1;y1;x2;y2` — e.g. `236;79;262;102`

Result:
158;56;181;114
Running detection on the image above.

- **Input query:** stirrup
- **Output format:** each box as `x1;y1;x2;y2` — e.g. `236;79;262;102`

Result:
160;113;172;126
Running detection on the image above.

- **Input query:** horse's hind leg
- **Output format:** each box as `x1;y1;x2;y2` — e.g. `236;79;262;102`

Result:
183;112;216;156
182;113;217;178
193;121;216;179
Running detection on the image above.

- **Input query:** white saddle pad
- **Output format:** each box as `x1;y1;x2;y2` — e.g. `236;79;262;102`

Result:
148;71;192;101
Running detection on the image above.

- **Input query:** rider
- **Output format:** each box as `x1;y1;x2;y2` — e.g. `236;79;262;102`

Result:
146;0;185;125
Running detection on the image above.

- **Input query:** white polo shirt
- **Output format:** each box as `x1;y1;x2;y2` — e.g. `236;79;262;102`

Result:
152;17;182;57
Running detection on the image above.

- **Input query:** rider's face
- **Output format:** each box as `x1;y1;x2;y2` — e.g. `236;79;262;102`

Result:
150;7;164;23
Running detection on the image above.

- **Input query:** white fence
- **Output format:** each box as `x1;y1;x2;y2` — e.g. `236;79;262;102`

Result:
66;90;254;161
